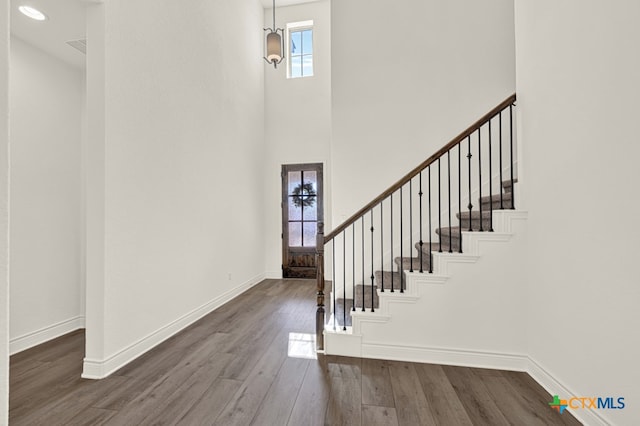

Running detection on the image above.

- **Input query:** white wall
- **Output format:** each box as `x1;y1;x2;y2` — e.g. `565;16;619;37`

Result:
331;0;515;225
9;37;83;353
515;1;640;424
84;0;266;377
363;213;528;361
0;1;10;422
264;0;331;277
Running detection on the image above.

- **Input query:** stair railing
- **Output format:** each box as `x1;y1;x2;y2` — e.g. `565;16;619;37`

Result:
315;94;516;351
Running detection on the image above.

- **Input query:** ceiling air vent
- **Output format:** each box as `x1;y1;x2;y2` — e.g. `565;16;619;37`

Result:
66;39;87;54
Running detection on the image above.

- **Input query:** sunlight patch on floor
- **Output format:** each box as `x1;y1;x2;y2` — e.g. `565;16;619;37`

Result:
287;332;317;359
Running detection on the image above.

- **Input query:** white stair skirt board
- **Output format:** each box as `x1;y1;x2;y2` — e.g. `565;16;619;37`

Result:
323;326;362;358
10;316;85;355
324;210;529;373
82;272;265;379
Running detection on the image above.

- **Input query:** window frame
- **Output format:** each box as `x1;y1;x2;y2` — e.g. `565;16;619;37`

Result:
286;20;314;79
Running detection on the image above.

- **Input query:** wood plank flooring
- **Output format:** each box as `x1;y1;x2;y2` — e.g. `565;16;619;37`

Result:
10;279;582;425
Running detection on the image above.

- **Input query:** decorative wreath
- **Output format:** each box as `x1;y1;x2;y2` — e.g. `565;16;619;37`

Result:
292;182;316;208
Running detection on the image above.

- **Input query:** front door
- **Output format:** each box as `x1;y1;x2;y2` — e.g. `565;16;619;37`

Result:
282;163;323;279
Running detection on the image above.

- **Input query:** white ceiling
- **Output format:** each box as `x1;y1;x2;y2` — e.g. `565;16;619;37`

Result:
10;0;317;70
11;0;87;69
260;0;320;9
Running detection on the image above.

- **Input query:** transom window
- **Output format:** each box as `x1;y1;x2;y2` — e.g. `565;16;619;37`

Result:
287;21;313;78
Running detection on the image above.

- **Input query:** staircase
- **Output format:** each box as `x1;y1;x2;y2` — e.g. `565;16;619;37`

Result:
334;179;516;327
315;94;524;364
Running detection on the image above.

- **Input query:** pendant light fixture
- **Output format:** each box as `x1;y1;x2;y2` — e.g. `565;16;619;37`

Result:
263;0;284;68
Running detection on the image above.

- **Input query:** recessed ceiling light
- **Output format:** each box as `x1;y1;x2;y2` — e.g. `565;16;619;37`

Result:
18;5;47;21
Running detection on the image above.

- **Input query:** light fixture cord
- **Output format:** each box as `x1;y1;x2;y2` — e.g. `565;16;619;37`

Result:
272;0;276;28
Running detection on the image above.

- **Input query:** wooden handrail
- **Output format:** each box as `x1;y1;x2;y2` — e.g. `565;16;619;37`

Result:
323;93;516;243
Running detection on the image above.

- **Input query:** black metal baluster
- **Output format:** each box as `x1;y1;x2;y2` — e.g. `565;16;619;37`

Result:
361;218;365;312
510;103;515;209
467;135;473;231
458;143;463;253
447;150;452;252
400;186;404;293
352;225;355;312
370;210;375;312
342;231;346;330
409;179;413;273
380;201;384;293
301;172;305;247
428;166;433;273
419;172;424;272
390;193;394;292
438;158;442;252
332;238;336;331
478;130;483;232
499;111;504;209
489;119;494;232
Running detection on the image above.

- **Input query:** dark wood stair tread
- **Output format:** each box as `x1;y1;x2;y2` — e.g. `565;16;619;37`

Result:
457;210;495;219
414;241;458;254
479;191;513;204
502;178;518;192
436;226;463;238
394;256;430;272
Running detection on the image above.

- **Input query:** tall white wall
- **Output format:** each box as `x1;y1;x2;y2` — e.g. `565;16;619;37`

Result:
515;1;640;424
331;0;515;224
264;0;331;277
0;1;10;422
9;37;83;354
84;0;266;377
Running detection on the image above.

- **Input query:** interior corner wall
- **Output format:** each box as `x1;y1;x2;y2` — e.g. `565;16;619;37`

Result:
8;37;83;354
0;1;10;422
515;1;640;424
330;0;515;223
84;0;266;376
264;0;331;277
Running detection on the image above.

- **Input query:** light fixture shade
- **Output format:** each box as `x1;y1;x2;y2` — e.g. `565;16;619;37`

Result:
19;5;47;21
266;31;283;64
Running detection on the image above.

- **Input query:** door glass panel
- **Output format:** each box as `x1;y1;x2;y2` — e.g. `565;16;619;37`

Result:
302;171;317;189
289;222;302;247
291;173;316;214
288;171;301;194
302;204;317;221
303;222;317;247
288;199;301;221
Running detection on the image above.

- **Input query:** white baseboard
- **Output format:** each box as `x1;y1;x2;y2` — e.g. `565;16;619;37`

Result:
10;316;85;355
361;341;528;372
526;357;610;426
82;272;265;379
265;270;282;279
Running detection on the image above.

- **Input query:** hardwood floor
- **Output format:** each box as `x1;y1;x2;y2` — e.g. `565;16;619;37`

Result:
10;279;581;425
